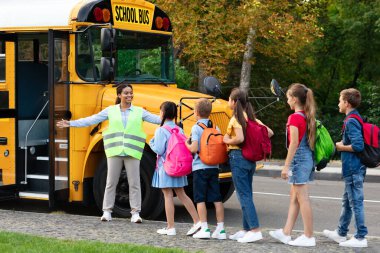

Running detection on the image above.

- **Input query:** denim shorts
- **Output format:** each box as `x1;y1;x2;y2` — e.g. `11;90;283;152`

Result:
193;168;222;203
288;137;314;184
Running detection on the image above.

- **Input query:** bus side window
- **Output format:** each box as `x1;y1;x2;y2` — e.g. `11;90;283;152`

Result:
0;41;5;82
77;54;99;81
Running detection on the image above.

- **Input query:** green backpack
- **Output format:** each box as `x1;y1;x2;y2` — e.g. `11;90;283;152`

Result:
314;120;336;171
295;112;335;171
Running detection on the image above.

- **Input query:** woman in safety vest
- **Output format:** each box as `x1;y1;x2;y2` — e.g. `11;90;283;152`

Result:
57;83;160;222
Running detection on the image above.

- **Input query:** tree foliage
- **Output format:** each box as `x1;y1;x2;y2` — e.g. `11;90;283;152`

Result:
153;0;320;83
152;0;380;158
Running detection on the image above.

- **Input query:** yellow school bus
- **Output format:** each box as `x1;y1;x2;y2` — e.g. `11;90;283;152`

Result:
0;0;234;218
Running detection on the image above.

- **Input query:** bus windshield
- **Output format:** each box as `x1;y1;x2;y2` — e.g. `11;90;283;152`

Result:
76;27;175;83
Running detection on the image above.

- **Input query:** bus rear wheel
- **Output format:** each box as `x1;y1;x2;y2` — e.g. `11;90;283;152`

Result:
220;181;235;202
93;151;164;220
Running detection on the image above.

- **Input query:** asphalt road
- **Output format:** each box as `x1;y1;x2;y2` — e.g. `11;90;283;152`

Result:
1;176;379;239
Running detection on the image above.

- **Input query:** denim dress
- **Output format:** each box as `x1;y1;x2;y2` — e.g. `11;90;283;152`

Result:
288;134;314;184
150;121;188;188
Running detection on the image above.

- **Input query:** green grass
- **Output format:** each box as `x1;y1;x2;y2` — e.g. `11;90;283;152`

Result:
0;231;187;253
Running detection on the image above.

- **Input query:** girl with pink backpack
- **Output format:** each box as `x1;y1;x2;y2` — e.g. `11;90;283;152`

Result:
150;101;201;236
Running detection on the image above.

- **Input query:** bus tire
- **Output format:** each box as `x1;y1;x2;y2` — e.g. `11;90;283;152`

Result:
93;149;164;220
220;181;235;203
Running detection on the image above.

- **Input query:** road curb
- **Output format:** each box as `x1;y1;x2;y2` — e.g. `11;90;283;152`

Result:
256;165;380;183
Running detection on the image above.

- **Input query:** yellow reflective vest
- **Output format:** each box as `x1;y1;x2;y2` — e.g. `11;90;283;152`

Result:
103;105;146;159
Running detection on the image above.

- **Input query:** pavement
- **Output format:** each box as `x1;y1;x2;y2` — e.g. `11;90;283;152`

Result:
256;160;380;182
0;209;379;253
1;161;379;252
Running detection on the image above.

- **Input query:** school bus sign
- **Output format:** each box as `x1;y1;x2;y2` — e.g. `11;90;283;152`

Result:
113;4;153;29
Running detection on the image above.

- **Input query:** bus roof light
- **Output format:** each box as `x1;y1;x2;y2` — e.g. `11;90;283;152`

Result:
93;7;103;22
103;9;111;23
155;17;163;30
163;17;170;31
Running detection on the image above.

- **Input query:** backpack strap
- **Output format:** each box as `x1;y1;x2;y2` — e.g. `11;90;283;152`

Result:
294;111;306;118
197;120;214;129
156;125;173;168
342;114;363;132
197;122;207;129
345;114;363;124
162;125;172;132
286;111;306;149
162;125;182;133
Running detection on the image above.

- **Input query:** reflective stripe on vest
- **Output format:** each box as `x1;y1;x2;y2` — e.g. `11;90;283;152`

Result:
103;105;147;159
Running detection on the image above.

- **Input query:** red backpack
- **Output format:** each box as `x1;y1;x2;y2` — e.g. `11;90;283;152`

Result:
241;119;271;162
344;114;380;168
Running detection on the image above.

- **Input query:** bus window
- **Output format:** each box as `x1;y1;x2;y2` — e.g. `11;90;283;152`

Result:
76;28;101;81
0;41;4;82
18;41;34;61
115;31;174;83
76;27;175;83
18;39;48;63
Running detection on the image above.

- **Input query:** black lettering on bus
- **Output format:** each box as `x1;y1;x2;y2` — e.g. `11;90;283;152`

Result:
146;10;149;24
115;6;120;21
126;7;136;23
133;8;138;23
140;10;149;24
126;7;130;22
139;9;143;24
115;6;149;24
121;7;128;21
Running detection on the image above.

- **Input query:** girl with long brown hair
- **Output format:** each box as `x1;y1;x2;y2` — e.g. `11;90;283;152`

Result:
269;83;317;247
223;88;273;243
150;101;200;236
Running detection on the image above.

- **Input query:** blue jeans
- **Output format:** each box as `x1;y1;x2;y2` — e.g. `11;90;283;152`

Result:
229;149;260;230
338;170;368;239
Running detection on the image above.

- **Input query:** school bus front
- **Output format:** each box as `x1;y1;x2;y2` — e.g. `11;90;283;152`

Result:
0;0;234;219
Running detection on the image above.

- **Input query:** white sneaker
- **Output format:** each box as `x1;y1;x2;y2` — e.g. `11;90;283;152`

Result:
157;227;176;236
323;229;347;243
237;231;263;243
193;228;211;239
269;229;291;244
288;234;316;247
339;237;368;248
212;229;227;240
186;222;201;236
100;211;112;221
229;230;247;240
131;213;142;223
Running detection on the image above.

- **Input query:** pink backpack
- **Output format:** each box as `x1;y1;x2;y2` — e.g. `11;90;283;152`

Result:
162;125;193;177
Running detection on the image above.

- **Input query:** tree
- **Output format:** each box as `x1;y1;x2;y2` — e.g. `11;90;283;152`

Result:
154;0;320;92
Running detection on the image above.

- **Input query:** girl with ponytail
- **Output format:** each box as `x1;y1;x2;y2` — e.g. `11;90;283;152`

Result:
150;101;200;236
223;88;273;243
269;83;317;247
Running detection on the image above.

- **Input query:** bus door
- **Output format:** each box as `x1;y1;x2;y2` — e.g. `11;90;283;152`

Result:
0;34;17;200
48;30;70;208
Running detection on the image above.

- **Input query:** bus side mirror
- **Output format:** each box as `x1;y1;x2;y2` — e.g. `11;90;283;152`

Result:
101;28;116;81
100;57;114;81
203;76;222;98
270;79;285;97
101;28;116;51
